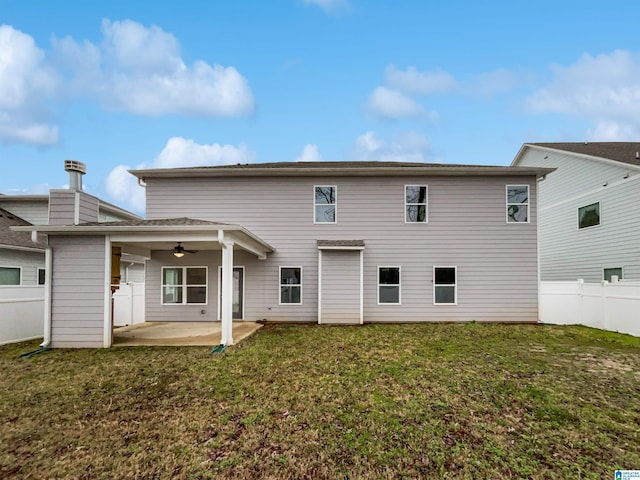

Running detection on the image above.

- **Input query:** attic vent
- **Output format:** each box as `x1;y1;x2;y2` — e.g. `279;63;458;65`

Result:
64;160;86;191
64;160;86;174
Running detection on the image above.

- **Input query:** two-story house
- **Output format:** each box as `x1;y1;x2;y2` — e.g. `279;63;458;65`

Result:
17;161;552;348
511;142;640;282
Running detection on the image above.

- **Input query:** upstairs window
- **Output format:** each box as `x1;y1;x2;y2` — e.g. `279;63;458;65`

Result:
280;267;302;304
378;267;401;304
578;202;600;229
506;185;529;223
0;267;21;285
603;267;623;282
162;267;207;305
314;186;337;223
434;267;456;304
405;185;428;223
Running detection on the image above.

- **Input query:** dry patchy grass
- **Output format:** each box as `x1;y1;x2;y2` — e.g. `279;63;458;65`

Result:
1;323;639;479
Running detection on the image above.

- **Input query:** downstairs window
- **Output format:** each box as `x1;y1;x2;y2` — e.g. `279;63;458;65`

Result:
162;267;207;305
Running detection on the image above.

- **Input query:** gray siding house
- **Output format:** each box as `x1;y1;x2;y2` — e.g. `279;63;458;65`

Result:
512;143;640;282
17;161;551;348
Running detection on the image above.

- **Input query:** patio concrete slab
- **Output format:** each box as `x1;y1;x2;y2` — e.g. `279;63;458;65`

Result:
113;321;262;347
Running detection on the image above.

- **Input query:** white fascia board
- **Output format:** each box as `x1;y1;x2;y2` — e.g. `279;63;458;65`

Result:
0;244;45;253
317;245;365;251
109;232;218;243
131;166;553;179
225;231;271;259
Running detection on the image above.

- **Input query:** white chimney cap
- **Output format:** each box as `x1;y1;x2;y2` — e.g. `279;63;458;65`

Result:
64;160;86;175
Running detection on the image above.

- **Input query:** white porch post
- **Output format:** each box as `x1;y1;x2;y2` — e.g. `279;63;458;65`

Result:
220;238;235;345
103;235;112;348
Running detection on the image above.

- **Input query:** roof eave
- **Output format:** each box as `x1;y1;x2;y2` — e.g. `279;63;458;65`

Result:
130;165;554;179
10;223;275;253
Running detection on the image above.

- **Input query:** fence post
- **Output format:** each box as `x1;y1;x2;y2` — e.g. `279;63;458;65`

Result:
601;280;609;331
577;279;584;325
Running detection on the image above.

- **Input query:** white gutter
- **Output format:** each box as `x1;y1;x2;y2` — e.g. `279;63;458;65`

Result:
41;246;52;348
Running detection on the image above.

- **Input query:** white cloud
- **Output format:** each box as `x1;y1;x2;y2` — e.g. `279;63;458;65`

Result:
384;65;457;96
366;86;434;120
0;25;60;145
466;68;526;98
105;136;255;213
303;0;350;14
525;50;640;139
296;144;323;162
587;121;640;141
105;165;146;213
53;19;255;117
352;130;429;162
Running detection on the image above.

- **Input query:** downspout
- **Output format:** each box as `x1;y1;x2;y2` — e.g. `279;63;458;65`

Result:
41;245;53;348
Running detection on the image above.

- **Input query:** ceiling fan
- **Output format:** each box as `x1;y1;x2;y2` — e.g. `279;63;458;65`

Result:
172;242;198;258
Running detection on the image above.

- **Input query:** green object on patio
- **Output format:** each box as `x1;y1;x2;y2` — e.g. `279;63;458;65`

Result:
209;344;227;354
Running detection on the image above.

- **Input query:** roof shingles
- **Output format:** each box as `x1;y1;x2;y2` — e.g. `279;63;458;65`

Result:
531;142;640;167
0;207;46;249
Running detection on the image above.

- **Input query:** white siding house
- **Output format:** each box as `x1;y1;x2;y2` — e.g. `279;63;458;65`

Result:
16;161;552;348
512;143;640;282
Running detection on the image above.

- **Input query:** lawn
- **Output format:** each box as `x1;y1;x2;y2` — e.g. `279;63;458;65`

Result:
1;323;639;479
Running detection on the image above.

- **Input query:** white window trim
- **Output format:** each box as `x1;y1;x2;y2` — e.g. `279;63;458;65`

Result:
313;185;337;224
279;266;303;305
0;266;22;286
216;265;245;320
377;266;401;305
603;266;623;282
161;266;208;306
404;185;428;223
37;267;46;286
506;184;530;224
433;266;457;305
577;201;601;230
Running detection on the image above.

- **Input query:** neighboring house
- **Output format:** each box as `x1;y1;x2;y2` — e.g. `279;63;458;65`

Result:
512;142;640;282
0;207;48;344
0;167;145;284
16;161;552;348
0;207;47;286
1;161;142;345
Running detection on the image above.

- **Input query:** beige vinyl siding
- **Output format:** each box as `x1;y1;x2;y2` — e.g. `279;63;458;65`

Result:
77;193;99;224
48;191;76;225
145;174;539;323
519;148;640;281
0;200;49;225
146;250;278;322
321;250;360;324
0;250;45;285
50;236;105;347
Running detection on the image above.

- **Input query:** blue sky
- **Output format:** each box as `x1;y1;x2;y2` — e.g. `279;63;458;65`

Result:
2;0;640;214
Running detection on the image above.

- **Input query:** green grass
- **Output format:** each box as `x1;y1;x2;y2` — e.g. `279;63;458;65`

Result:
1;323;639;479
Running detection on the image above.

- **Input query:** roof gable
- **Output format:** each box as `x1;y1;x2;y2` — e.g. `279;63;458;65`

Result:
515;142;640;168
0;207;46;250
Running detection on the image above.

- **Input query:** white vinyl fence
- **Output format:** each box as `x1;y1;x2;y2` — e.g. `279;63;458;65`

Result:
540;281;640;337
0;286;44;345
113;282;145;327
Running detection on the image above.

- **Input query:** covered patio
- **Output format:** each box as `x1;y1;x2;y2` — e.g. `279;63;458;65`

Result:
13;217;274;348
113;321;263;347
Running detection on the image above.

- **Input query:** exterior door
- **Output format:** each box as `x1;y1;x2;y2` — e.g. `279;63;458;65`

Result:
219;267;244;320
319;250;362;324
